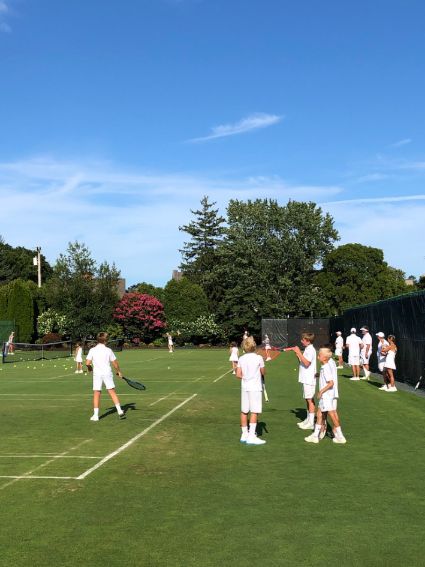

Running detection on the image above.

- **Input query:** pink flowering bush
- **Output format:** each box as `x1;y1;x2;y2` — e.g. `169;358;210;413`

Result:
113;293;166;342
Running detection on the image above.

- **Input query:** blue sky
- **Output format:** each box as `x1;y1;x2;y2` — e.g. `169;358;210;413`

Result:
1;0;425;286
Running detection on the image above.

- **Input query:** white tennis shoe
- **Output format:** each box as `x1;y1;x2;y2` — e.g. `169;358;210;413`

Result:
304;434;319;444
246;436;266;445
297;421;314;430
90;415;99;422
333;436;347;444
240;431;249;443
350;377;360;381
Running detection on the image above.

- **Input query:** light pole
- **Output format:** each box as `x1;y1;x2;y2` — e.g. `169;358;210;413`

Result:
33;247;42;288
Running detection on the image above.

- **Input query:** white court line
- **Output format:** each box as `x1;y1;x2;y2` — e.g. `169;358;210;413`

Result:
149;391;176;406
213;369;233;383
0;475;77;480
0;439;91;490
77;394;197;480
0;455;100;459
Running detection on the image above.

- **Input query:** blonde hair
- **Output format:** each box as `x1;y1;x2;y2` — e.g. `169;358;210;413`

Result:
319;347;333;360
242;336;257;353
301;332;315;343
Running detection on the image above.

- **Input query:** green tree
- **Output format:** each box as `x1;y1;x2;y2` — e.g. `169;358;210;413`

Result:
127;282;164;303
315;243;407;314
179;196;225;309
6;279;34;342
163;278;209;322
0;237;53;284
45;242;120;339
212;199;338;337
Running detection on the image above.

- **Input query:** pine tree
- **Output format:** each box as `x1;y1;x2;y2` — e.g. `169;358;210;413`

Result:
179;196;225;308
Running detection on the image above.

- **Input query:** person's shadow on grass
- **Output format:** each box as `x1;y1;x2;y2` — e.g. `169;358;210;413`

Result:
256;421;268;437
290;408;307;422
100;402;137;420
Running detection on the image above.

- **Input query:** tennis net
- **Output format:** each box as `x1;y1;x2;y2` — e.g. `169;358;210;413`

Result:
82;338;124;355
2;340;73;363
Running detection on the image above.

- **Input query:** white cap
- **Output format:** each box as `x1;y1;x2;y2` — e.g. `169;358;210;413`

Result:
336;331;342;335
350;327;356;333
376;331;385;338
360;326;368;332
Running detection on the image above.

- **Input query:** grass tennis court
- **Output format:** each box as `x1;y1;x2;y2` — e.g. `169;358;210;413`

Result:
0;349;424;566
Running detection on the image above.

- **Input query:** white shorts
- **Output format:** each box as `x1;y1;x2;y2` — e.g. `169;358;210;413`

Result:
335;348;342;356
241;390;262;414
384;361;396;370
93;374;115;391
229;356;238;362
348;354;360;366
360;352;371;365
302;384;316;399
75;355;83;363
319;397;338;412
378;361;385;372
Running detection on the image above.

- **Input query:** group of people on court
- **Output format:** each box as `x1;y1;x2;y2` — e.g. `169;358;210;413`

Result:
336;327;398;392
231;330;346;446
233;325;399;447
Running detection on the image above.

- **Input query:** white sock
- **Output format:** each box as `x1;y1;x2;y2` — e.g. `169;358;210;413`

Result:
249;423;256;435
308;412;315;424
93;408;99;417
241;426;248;434
314;424;321;437
115;403;123;414
334;426;343;438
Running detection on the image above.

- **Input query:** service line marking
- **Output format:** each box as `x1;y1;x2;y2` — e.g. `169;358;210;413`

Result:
77;394;197;480
149;391;177;406
0;439;91;490
0;455;100;459
213;369;233;383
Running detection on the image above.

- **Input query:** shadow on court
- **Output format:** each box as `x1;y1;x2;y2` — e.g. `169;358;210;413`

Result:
290;407;307;422
100;402;137;420
256;421;268;437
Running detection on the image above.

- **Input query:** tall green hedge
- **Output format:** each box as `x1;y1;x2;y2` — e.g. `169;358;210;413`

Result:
6;280;34;342
0;284;9;320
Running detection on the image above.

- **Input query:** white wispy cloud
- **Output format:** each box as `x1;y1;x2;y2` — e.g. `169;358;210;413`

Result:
187;113;282;143
0;155;341;285
321;198;425;277
0;1;11;33
355;173;390;183
390;138;412;148
322;194;425;206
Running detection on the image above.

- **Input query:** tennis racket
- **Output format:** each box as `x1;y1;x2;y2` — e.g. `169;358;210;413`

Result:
262;377;269;402
121;376;146;391
415;375;423;390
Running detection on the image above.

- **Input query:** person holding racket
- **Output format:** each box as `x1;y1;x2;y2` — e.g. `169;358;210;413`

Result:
86;332;126;421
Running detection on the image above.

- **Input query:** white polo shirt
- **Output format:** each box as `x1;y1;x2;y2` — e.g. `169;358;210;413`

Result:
335;336;343;351
361;333;372;356
319;358;339;401
298;344;317;386
86;343;116;378
237;352;264;392
345;334;362;356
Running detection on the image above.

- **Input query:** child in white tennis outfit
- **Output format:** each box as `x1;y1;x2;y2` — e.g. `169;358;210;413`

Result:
86;332;125;421
264;334;272;361
74;342;83;374
286;332;317;430
229;342;239;374
305;347;346;444
236;336;266;445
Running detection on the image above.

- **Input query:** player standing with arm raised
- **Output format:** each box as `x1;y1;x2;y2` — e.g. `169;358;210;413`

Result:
86;332;126;421
286;332;317;430
236;336;266;445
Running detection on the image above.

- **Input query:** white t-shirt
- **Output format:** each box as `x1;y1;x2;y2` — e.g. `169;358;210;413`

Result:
168;336;173;345
361;333;372;355
335;336;343;350
377;339;389;363
86;343;116;378
345;334;362;356
298;344;317;386
319;358;339;400
237;352;264;392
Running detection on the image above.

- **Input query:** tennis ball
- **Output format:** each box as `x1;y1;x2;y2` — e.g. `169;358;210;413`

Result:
168;366;171;369
27;366;30;369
